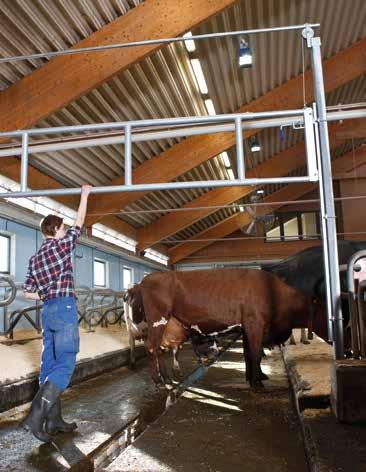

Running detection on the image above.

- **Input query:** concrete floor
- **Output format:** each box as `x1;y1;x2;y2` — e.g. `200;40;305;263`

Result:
284;333;366;472
0;345;200;471
105;345;307;472
0;338;308;472
4;330;366;471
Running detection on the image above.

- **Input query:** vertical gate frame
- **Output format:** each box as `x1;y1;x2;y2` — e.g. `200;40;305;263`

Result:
304;27;344;359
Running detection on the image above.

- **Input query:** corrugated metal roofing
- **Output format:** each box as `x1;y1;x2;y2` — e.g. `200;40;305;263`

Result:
0;0;365;246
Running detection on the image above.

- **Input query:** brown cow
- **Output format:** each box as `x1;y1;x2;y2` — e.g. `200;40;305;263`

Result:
125;287;188;373
127;268;327;390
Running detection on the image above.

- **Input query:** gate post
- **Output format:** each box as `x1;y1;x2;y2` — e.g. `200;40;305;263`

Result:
304;27;344;359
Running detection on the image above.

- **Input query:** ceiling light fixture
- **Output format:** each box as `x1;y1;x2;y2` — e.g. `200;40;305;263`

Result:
221;152;231;167
238;38;253;68
183;32;196;52
204;99;216;116
227;168;235;180
190;58;208;94
249;137;261;152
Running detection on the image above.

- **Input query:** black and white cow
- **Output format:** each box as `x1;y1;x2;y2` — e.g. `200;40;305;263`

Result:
264;240;366;347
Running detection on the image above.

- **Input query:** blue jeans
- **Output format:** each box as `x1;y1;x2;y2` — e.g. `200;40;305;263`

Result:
39;297;80;391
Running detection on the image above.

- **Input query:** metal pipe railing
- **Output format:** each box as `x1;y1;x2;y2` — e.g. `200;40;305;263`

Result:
0;23;320;64
0;108;319;200
1;283;126;338
0;109;363;158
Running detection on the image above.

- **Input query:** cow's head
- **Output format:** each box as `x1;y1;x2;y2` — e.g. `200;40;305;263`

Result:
310;297;329;341
311;297;353;353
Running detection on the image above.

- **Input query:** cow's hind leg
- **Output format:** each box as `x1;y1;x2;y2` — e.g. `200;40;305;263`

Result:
243;330;268;383
242;319;266;390
242;329;252;382
146;324;173;389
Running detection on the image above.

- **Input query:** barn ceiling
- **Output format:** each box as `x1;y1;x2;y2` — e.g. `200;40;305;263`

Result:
0;0;365;261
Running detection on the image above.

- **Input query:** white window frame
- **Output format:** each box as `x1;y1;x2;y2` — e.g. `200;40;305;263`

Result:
0;230;15;276
122;266;134;290
93;258;109;288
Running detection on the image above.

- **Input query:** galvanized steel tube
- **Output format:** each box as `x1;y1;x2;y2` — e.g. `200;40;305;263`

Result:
235;117;245;181
309;35;344;359
20;132;29;192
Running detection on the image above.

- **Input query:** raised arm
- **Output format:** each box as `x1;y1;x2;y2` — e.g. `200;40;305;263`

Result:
74;185;93;229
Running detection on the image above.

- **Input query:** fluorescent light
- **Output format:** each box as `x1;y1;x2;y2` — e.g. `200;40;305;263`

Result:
0;174;76;225
227;168;235;180
256;189;264;194
190;58;208;94
239;205;245;212
221;152;231;167
144;248;168;266
183;32;196;52
92;223;137;253
0;174;139;254
204;99;216;116
238;38;253;69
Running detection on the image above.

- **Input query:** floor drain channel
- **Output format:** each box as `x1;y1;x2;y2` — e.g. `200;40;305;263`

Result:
92;333;241;471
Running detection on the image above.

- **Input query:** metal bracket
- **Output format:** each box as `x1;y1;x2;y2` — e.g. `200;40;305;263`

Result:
302;24;315;48
292;121;305;130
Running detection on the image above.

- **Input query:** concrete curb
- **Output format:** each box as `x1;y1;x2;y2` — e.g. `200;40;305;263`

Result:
0;345;146;413
281;345;322;472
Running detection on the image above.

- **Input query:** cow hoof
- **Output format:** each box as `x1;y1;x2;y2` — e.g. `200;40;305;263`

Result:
259;372;269;380
250;381;265;391
301;340;310;345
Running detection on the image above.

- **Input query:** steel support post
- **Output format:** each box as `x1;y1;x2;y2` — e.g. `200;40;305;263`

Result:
20;132;29;192
124;124;132;186
306;29;344;359
235;117;245;180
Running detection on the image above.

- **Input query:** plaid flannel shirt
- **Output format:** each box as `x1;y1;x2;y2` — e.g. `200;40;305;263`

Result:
24;226;82;301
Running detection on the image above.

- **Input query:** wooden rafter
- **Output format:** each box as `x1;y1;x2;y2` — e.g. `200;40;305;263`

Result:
86;38;366;226
335;118;366;140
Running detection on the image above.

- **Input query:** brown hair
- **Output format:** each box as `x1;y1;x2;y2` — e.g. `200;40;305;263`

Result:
40;214;64;237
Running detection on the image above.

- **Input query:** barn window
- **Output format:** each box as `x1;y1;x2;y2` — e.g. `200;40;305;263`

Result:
94;258;107;287
283;217;299;240
123;267;133;289
0;234;11;274
301;212;318;238
266;212;320;242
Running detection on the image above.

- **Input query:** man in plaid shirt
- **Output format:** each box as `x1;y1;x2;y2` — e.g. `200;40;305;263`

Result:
22;185;92;442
